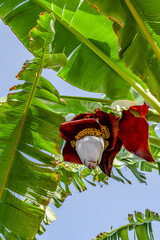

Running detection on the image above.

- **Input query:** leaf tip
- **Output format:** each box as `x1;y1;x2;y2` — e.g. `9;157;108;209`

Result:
9;85;17;91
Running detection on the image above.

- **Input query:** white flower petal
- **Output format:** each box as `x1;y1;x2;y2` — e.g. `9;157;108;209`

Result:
111;100;136;111
76;136;104;169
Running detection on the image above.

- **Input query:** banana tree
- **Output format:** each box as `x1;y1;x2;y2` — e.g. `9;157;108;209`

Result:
0;0;160;239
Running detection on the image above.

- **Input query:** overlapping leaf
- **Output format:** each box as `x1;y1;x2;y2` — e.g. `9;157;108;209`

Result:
1;1;160;239
45;95;112;116
88;0;160;101
0;0;149;100
0;12;67;239
112;132;160;184
94;209;160;240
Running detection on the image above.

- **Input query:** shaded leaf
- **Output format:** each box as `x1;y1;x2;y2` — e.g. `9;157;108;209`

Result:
0;0;138;100
88;0;160;101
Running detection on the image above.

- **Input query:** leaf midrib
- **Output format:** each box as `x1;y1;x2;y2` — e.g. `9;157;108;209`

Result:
124;0;160;61
0;26;51;200
32;0;160;114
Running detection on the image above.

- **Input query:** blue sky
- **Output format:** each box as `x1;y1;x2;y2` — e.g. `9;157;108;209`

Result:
1;19;160;240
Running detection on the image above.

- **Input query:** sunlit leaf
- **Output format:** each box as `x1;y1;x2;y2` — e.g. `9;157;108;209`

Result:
94;209;160;240
0;12;66;239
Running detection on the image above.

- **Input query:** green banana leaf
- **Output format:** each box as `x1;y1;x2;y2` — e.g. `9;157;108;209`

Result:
1;0;160;113
1;1;160;239
93;209;160;240
45;95;112;115
0;0;150;101
88;0;160;101
0;12;67;239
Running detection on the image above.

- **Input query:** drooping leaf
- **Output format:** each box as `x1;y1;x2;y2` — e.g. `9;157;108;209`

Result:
42;205;57;225
0;0;148;101
46;95;113;116
111;141;160;184
88;0;160;101
2;0;160;114
0;12;66;239
1;2;160;239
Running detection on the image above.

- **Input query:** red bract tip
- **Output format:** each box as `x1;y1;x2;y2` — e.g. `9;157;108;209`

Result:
129;102;149;117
